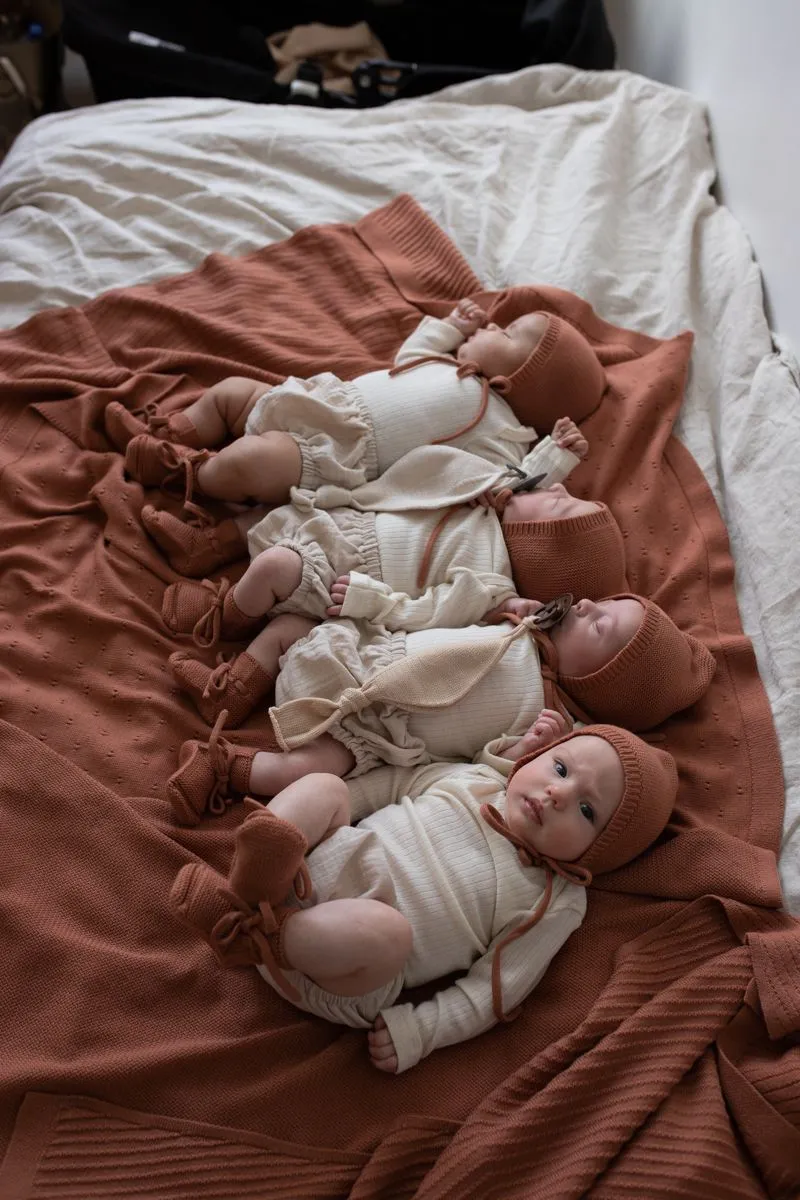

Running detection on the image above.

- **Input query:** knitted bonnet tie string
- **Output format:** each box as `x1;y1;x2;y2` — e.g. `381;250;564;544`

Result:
483;611;581;726
528;622;595;727
480;802;592;1022
388;355;508;445
416;483;510;591
416;504;462;590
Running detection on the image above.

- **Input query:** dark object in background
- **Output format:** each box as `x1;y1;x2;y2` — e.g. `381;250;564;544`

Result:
62;0;615;107
0;1;63;158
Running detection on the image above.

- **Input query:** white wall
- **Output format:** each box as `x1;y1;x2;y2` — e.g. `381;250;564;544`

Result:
604;0;800;352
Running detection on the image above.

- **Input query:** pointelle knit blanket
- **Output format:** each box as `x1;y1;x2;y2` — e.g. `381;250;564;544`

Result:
0;195;797;1199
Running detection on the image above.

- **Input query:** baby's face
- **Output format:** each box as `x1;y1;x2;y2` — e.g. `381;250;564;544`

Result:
501;483;601;524
550;597;645;677
457;313;547;378
505;735;623;861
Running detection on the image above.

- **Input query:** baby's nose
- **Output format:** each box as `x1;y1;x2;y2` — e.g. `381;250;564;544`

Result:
546;784;565;808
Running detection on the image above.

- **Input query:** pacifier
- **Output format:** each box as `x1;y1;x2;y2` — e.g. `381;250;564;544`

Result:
502;463;548;494
530;593;573;630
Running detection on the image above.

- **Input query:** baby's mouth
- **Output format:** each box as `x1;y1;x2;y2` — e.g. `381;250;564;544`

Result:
523;796;544;825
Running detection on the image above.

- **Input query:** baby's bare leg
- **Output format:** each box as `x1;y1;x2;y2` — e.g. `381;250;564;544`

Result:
243;611;316;674
250;736;356;798
268;779;412;995
196;432;302;504
231;506;270;539
233;546;304;617
283;899;413;997
268;772;350;846
182;377;268;446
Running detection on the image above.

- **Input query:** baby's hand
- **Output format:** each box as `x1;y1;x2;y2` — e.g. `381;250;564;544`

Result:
468;487;497;509
326;574;351;617
446;298;487;338
552;417;589;460
484;597;543;623
520;708;573;756
368;1014;399;1074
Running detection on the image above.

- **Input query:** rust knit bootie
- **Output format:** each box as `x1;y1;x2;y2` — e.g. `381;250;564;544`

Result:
105;400;204;452
163;578;262;649
124;434;212;489
167;712;257;825
170;859;303;1001
142;505;247;577
230;801;312;908
170;861;261;965
169;649;274;726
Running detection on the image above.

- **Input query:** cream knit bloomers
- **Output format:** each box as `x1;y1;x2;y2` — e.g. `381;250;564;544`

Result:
244;372;379;490
273;621;544;775
247;504;381;621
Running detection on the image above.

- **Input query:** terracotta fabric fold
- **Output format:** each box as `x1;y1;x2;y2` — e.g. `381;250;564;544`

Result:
0;195;795;1198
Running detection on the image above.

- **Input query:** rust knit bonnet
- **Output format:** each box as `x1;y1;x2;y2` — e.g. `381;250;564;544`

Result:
487;293;607;432
557;594;717;731
501;501;628;603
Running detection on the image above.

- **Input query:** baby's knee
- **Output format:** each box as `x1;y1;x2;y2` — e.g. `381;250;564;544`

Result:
303;772;351;824
210;376;265;428
371;907;413;969
232;432;302;496
267;611;318;653
254;545;303;593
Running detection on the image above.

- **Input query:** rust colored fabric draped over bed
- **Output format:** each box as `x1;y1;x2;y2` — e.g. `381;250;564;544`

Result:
0;196;797;1199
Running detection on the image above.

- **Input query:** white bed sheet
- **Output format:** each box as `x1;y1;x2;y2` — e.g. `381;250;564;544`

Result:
1;65;798;909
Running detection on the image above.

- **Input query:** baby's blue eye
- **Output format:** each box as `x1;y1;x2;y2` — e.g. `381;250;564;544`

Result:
554;759;567;778
580;802;596;823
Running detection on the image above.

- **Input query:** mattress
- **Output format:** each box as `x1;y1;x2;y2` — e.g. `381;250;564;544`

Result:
0;62;797;916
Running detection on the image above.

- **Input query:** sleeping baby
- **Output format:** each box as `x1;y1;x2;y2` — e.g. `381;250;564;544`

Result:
104;292;606;525
164;585;715;826
157;435;632;656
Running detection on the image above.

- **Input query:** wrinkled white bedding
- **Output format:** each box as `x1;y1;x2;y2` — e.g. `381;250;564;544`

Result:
1;65;798;909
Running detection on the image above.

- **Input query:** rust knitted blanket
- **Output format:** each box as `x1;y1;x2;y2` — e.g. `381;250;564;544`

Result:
0;196;797;1199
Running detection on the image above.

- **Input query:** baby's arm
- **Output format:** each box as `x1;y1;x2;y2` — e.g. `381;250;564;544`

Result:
327;568;517;632
517;432;584;490
373;896;585;1073
496;708;573;763
472;709;574;776
444;298;487;338
393;299;485;367
551;417;589;461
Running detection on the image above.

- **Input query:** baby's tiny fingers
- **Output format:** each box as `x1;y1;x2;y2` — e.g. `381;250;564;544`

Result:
371;1054;398;1073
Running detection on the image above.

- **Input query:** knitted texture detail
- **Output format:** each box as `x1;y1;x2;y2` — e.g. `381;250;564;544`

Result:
503;502;628;602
